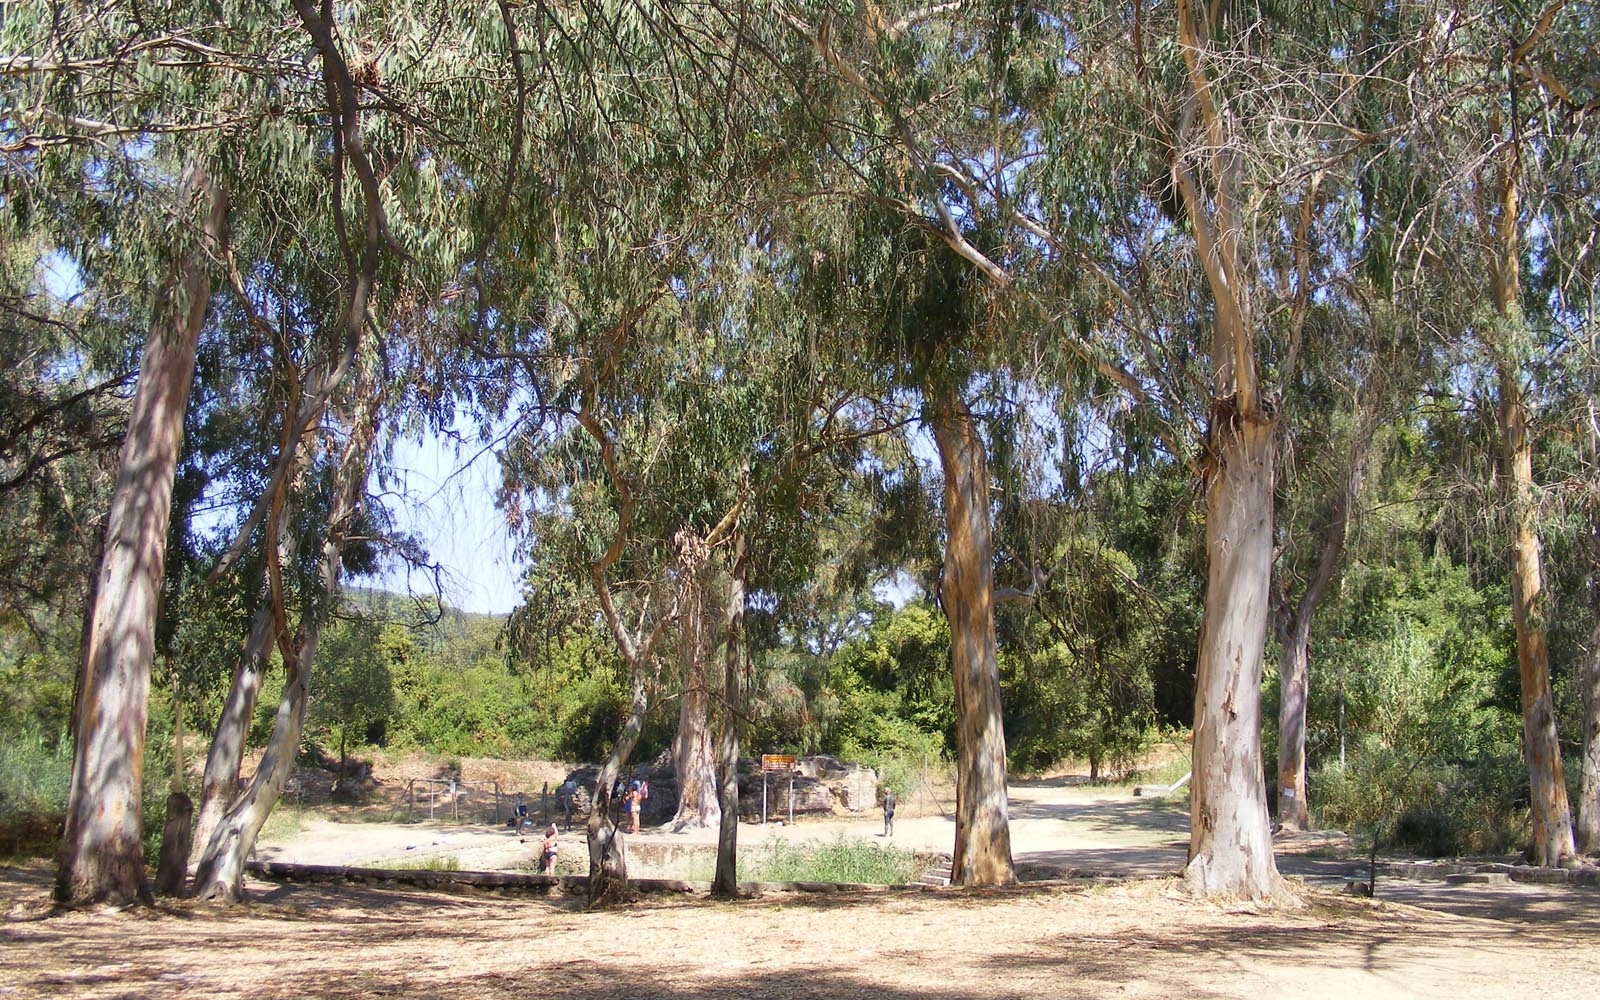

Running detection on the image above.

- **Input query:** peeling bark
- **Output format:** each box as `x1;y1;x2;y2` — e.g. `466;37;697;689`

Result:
54;162;226;907
931;389;1014;888
712;530;746;897
1186;403;1282;899
671;536;721;832
1498;365;1575;867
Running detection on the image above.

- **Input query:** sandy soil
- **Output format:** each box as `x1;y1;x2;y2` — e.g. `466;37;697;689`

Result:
4;771;1598;999
254;771;1333;883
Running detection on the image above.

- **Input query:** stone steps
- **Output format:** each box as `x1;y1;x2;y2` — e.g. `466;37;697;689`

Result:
918;855;952;887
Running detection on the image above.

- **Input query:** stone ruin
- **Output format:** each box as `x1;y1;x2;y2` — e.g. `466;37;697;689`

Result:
559;754;879;825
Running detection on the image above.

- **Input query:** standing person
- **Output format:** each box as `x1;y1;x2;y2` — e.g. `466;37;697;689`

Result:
558;778;577;829
540;824;558;875
883;789;896;837
625;780;642;834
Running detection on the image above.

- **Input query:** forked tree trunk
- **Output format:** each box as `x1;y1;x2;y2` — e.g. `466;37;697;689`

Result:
192;388;377;902
712;531;746;897
1498;366;1575;867
1579;623;1600;857
930;390;1014;887
1187;402;1282;899
55;163;226;907
191;597;275;862
190;655;309;900
672;537;721;832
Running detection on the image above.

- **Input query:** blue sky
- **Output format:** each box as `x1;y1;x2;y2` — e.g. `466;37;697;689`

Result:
374;431;524;616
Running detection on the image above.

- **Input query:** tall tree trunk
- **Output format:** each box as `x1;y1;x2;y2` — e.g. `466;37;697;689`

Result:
1581;403;1600;858
1187;402;1283;898
930;389;1014;888
54;162;226;907
190;596;275;862
671;534;721;832
712;530;746;897
1274;630;1311;831
1498;365;1575;867
1481;85;1574;867
1275;405;1375;830
192;387;377;901
1579;622;1600;857
587;665;647;901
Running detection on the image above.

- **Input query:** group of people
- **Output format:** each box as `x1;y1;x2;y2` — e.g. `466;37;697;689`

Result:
536;776;898;873
535;774;650;875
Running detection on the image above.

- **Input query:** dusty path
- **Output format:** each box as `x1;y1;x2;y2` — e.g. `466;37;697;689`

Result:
6;777;1600;998
3;859;1598;1000
255;776;1280;881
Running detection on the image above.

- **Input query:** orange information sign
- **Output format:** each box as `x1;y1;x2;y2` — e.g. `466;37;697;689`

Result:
760;754;797;772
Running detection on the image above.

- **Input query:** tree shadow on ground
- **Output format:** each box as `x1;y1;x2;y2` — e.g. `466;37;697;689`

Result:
1006;791;1188;837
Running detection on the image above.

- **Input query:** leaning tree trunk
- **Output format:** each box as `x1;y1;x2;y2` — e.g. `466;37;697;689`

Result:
1275;629;1312;832
190;596;275;861
1186;401;1283;899
930;390;1015;888
192;387;377;902
1498;366;1575;867
587;665;649;902
190;650;309;901
55;163;226;907
712;530;746;897
671;533;721;832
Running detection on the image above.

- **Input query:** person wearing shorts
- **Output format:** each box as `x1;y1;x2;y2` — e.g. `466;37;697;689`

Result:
540;824;558;875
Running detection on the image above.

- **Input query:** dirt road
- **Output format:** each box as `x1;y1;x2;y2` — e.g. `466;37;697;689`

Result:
5;777;1598;998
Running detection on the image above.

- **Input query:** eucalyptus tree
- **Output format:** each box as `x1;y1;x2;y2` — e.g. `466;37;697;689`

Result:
184;1;519;898
1405;1;1599;866
770;0;1294;893
1268;113;1450;829
4;1;235;895
6;0;512;902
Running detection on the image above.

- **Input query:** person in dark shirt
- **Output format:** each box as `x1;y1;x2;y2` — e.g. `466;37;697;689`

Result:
883;789;896;837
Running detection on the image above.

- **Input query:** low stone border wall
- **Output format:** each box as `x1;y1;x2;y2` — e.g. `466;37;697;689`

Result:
1383;860;1599;888
242;860;1139;898
244;860;954;897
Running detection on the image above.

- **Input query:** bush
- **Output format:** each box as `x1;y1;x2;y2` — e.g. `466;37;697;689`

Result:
0;727;71;859
0;727;71;818
1314;750;1527;858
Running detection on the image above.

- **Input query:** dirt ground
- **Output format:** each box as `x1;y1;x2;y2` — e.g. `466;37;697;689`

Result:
4;768;1599;999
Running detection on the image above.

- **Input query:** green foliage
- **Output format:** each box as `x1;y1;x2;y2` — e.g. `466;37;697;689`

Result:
0;726;72;821
686;835;920;886
380;855;461;872
309;614;410;764
1304;552;1526;856
826;602;955;756
1315;744;1528;858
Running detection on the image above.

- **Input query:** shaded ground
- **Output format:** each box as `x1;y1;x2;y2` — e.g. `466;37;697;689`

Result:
4;860;1597;1000
6;765;1598;998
